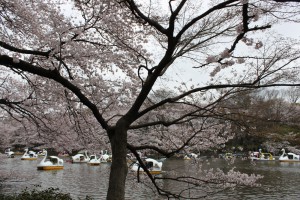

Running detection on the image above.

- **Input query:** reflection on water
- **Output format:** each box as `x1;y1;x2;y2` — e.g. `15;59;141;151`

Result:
1;156;300;199
1;158;109;199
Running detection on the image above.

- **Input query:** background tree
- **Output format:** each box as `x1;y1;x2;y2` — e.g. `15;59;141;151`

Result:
284;86;300;104
1;0;300;199
219;87;300;152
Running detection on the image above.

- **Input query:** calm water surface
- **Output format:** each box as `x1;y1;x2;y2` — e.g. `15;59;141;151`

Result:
1;155;300;199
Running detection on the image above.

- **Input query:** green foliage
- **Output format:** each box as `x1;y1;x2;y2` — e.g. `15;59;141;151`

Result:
0;187;93;200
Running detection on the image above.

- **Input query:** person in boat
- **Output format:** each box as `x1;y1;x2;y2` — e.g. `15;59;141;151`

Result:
258;148;262;158
145;161;153;170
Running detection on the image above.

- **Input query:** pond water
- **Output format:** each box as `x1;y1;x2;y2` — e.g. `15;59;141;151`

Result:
1;155;300;199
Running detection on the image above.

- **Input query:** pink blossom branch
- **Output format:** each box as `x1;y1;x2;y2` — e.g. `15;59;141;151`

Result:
0;54;109;130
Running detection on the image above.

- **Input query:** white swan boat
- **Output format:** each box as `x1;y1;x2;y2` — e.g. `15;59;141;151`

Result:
21;148;38;160
99;150;112;162
87;154;101;166
184;153;198;160
131;158;163;175
72;150;90;163
5;148;15;158
37;149;47;156
37;150;64;170
279;148;300;162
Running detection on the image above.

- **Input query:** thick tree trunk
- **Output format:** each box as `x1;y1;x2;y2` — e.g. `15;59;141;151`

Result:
106;121;128;200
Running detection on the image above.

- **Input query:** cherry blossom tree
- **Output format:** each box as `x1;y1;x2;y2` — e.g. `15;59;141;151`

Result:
1;0;300;199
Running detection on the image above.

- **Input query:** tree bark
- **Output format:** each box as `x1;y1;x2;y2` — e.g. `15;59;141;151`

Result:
106;120;128;200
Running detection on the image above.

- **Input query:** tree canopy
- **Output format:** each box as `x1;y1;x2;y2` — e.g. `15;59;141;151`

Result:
1;0;300;199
